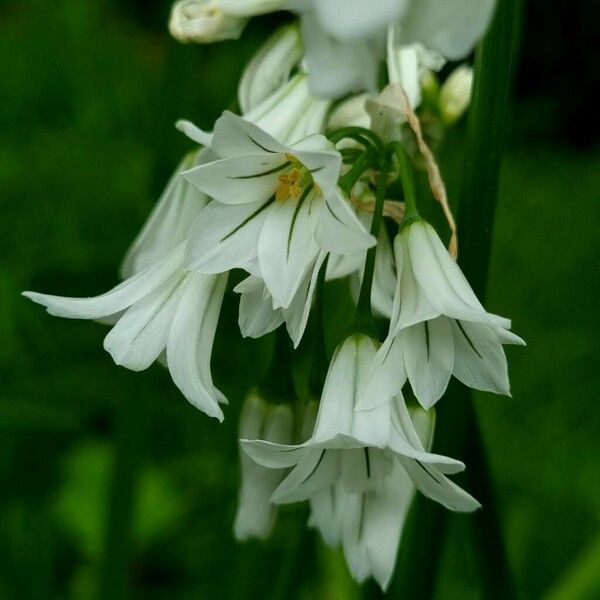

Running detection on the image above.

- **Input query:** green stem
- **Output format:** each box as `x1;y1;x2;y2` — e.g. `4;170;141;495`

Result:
328;126;384;155
390;142;420;225
353;158;389;334
390;0;524;597
338;152;378;196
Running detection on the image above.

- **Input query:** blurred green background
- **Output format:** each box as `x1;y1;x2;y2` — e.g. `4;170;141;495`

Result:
1;0;598;598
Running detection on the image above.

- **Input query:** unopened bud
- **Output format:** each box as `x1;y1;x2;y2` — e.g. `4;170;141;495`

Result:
169;0;247;44
407;402;436;452
439;65;474;125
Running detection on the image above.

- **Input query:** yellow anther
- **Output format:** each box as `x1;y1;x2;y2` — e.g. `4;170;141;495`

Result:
275;156;317;203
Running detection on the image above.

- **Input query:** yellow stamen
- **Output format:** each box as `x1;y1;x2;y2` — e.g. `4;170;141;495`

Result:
275;154;317;202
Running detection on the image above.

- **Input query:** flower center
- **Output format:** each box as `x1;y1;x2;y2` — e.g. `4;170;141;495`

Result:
275;154;317;202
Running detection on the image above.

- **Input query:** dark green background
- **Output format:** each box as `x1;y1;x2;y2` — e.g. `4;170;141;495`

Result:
1;0;598;598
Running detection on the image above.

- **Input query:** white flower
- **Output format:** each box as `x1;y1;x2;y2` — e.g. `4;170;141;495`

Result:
242;334;478;588
439;64;474;125
242;334;478;507
234;392;294;541
169;0;248;43
181;112;375;311
23;152;229;421
365;220;525;410
288;0;495;98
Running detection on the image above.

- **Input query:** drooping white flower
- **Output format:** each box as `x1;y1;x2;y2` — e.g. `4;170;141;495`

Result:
287;0;495;98
24;152;229;421
242;334;478;509
234;392;295;541
242;333;478;588
365;220;525;410
181;112;375;311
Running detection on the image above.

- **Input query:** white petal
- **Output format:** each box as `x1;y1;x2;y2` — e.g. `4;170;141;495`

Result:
240;439;307;470
311;337;360;442
451;320;512;396
308;484;342;546
315;189;376;255
185;199;269;273
314;0;408;40
211;111;288;158
386;32;421;108
299;13;381;97
341;492;371;584
103;274;185;371
389;399;464;473
257;193;320;309
166;272;227;420
238;24;302;114
246;75;313;143
183;154;285;205
23;245;185;320
361;335;407;410
291;139;341;198
175;119;213;147
283;252;326;347
236;276;284;339
408;222;497;325
363;460;414;591
283;98;330;146
392;231;440;331
400;456;480;512
121;151;210;278
401;0;496;60
371;228;396;319
272;448;340;503
403;317;454;409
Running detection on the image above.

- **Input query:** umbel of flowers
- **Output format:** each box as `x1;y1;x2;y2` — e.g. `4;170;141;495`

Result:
24;1;523;591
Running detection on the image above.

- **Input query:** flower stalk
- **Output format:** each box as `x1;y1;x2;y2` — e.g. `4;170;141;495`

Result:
354;156;390;333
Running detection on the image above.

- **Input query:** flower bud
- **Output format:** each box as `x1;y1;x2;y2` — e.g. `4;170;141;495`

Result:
407;402;436;451
169;0;247;44
439;65;474;125
233;392;294;541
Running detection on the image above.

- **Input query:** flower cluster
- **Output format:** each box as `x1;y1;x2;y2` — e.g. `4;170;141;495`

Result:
24;2;524;591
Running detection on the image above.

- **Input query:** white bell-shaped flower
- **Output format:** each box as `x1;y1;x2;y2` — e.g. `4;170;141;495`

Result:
234;392;295;540
242;334;478;589
242;334;478;507
365;220;525;410
181;112;375;310
24;152;228;420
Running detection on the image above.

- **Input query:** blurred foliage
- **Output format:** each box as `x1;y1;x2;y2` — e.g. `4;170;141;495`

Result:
0;0;598;598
